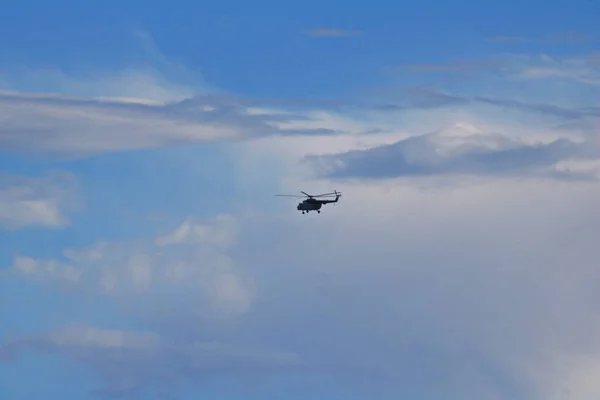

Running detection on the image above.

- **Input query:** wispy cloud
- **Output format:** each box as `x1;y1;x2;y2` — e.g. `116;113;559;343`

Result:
0;325;301;398
397;52;600;88
373;87;600;120
0;87;336;159
5;214;255;317
0;171;79;229
303;28;363;37
516;54;600;86
487;31;591;43
398;59;503;74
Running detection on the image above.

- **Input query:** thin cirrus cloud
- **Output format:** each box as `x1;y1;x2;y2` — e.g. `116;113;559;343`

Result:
397;52;600;88
372;87;600;120
303;28;364;37
486;31;591;43
399;59;503;74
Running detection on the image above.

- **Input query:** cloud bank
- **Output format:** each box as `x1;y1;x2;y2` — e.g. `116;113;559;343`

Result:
306;123;600;181
3;176;600;399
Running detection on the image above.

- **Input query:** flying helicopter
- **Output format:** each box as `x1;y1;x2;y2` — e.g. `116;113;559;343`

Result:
275;190;342;214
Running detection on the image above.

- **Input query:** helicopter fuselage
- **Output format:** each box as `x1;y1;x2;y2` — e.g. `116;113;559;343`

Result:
297;196;340;213
297;199;322;211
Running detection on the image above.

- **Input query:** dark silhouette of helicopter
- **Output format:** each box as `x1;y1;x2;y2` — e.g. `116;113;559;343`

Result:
275;190;341;214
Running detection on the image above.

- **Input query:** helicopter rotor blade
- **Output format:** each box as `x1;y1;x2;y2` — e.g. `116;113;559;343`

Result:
276;190;341;199
312;192;341;198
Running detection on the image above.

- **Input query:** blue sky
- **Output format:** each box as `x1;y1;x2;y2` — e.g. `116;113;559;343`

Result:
1;0;600;399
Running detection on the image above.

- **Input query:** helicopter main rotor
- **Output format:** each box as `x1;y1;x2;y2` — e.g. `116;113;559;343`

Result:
275;190;341;199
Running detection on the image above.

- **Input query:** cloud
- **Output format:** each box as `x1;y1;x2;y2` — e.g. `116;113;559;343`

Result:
239;141;600;398
0;29;206;102
1;50;597;162
0;67;198;104
303;28;363;37
3;30;600;400
0;89;336;159
373;87;600;120
3;162;600;398
399;59;503;74
0;30;339;160
304;122;600;180
0;171;79;229
506;54;600;86
0;325;301;398
397;52;600;88
154;214;237;248
5;214;254;317
487;31;591;43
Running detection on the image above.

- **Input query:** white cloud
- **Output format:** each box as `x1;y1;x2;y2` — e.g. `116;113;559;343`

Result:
305;122;599;181
1;51;598;161
0;90;255;158
0;74;334;159
5;214;254;318
0;171;78;229
217;103;600;398
154;214;237;248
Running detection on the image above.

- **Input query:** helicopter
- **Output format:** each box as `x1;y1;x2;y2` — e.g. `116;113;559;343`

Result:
275;190;342;214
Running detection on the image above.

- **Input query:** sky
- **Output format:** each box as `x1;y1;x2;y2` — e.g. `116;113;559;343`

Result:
0;0;599;398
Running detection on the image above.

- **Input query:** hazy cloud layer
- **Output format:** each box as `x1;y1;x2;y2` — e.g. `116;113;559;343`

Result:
0;325;301;398
2;175;600;399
